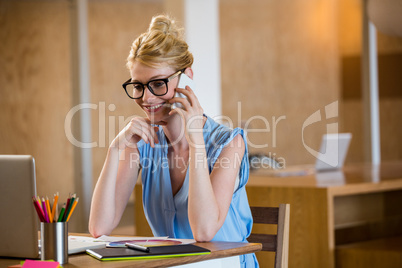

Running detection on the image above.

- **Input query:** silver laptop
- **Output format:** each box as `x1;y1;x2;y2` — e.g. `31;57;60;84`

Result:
315;133;352;171
0;155;39;258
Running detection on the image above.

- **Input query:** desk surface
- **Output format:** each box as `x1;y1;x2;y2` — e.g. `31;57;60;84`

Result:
249;161;402;195
0;241;261;268
246;161;402;268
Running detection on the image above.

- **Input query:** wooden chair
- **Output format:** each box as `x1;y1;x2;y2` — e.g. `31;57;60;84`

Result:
249;204;290;268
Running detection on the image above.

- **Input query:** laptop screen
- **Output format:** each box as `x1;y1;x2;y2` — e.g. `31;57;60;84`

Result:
315;133;352;171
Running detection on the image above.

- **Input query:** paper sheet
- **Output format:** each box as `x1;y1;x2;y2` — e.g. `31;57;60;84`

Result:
67;235;196;254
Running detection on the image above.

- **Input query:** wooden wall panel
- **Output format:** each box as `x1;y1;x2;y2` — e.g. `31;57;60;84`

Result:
377;31;402;54
379;99;402;161
220;0;340;166
0;1;74;200
338;0;402;163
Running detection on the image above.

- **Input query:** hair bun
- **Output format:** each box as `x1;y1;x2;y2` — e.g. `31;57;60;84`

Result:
127;14;193;70
148;15;181;38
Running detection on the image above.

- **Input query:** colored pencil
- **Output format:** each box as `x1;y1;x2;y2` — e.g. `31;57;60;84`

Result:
37;196;42;210
51;192;59;222
63;195;71;220
32;193;79;223
57;203;66;222
34;197;46;221
63;194;75;222
32;197;45;222
56;202;59;221
45;197;52;223
42;198;49;223
66;198;79;222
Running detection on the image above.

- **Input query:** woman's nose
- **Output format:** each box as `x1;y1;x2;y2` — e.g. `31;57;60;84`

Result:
142;86;155;101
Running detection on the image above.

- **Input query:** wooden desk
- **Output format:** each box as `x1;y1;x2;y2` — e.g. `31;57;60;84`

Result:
0;240;261;268
336;236;402;268
247;161;402;268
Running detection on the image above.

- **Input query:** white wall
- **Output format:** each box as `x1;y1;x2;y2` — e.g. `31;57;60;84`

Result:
184;0;222;118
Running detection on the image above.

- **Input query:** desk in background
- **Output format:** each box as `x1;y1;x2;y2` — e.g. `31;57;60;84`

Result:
0;239;261;268
247;161;402;268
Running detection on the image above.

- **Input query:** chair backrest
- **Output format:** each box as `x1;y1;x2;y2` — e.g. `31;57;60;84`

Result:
249;204;290;268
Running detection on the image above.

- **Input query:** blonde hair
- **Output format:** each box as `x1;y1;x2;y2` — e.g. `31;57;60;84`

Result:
126;15;193;70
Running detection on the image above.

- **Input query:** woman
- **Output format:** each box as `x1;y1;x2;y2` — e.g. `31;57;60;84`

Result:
89;15;258;267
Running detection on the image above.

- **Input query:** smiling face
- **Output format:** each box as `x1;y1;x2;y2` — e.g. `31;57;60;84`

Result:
130;61;179;124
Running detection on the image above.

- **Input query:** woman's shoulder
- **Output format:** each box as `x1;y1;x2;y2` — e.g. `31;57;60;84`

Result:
204;115;246;147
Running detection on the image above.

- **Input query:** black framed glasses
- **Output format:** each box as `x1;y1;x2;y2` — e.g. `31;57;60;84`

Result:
122;69;183;99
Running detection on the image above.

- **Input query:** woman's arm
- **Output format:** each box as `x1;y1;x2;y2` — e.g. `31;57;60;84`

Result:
170;85;246;241
88;117;159;237
188;134;245;241
88;146;140;237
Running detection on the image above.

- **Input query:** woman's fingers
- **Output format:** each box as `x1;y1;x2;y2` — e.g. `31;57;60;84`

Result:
173;87;202;110
179;86;201;106
112;116;161;150
131;119;159;148
130;124;151;146
115;117;159;149
139;119;160;146
170;94;192;111
169;87;204;122
153;126;160;144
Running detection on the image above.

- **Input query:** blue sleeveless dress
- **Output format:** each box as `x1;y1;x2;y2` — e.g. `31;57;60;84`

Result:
136;115;258;267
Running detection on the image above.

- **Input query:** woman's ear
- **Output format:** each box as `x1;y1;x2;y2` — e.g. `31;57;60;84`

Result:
184;68;194;79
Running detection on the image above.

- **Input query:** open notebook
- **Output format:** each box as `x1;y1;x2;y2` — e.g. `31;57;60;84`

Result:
68;236;107;254
67;235;194;254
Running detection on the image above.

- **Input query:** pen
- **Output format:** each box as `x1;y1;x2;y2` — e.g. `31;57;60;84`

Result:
125;243;150;252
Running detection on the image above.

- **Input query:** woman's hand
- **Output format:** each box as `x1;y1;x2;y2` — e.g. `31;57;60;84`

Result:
169;86;204;146
110;117;160;150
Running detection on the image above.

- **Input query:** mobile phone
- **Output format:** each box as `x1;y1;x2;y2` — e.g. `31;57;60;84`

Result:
171;73;196;109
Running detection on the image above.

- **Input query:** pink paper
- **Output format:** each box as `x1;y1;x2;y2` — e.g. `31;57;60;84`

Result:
22;260;60;268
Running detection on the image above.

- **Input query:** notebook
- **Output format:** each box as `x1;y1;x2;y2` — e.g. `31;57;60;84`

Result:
0;155;39;258
256;133;352;177
68;236;107;254
86;244;211;261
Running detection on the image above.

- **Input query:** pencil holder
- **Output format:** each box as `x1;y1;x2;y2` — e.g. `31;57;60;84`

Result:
40;222;68;264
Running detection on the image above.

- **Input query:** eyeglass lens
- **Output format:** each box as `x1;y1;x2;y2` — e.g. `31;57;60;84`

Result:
126;80;167;99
